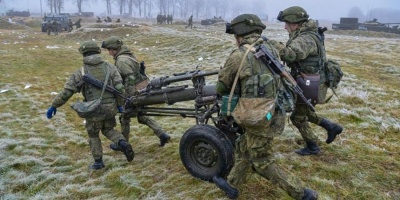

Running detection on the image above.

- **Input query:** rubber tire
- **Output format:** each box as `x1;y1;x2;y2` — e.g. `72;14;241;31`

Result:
179;124;234;182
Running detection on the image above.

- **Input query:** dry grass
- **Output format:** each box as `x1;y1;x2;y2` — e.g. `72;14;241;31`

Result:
0;18;399;200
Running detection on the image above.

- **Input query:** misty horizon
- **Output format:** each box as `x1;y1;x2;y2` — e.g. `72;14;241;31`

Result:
1;0;400;23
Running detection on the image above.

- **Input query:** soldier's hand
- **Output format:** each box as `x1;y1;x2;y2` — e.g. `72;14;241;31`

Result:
46;106;57;119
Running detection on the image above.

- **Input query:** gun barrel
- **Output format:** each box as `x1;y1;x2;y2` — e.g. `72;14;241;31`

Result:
149;70;219;89
130;85;217;107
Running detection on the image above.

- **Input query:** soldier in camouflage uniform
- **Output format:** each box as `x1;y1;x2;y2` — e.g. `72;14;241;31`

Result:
213;14;318;200
46;40;135;170
101;36;171;150
269;6;343;156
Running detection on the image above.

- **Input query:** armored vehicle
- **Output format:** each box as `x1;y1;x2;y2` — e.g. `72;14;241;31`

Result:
332;17;400;34
41;15;70;32
201;17;225;25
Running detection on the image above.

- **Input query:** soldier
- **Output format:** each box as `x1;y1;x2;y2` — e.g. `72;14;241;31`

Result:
101;36;171;150
46;40;134;170
269;6;343;156
107;16;112;22
116;18;121;23
75;18;82;29
52;20;59;35
68;18;73;32
96;17;102;23
186;15;193;29
213;14;318;200
46;20;53;35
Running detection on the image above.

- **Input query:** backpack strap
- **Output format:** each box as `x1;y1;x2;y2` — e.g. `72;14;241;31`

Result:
226;41;258;116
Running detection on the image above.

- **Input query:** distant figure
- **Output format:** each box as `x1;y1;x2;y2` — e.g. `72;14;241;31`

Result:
107;16;112;22
96;17;102;23
186;15;193;29
116;18;121;23
68;19;73;32
75;18;82;29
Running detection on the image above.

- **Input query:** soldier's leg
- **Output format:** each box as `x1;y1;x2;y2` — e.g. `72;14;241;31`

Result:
120;113;131;141
86;120;105;169
227;134;251;187
247;130;306;200
137;115;170;146
102;118;134;162
306;107;343;144
290;104;320;155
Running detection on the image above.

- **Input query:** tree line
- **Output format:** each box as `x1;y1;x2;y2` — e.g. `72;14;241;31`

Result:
2;0;256;19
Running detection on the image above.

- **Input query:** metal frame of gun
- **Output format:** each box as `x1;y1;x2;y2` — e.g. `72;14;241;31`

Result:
254;44;316;112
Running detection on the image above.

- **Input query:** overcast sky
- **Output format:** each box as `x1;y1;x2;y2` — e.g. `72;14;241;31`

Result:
1;0;399;22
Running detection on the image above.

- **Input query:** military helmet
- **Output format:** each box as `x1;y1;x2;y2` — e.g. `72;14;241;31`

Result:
277;6;309;23
101;36;123;50
226;14;266;36
78;40;101;54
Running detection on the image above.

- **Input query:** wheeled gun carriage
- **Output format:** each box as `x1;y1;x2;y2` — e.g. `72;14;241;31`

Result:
125;69;241;181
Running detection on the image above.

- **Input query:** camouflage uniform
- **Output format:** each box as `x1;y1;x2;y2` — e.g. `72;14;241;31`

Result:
102;37;170;147
214;14;318;200
75;19;81;29
47;41;134;169
271;6;343;155
186;15;193;29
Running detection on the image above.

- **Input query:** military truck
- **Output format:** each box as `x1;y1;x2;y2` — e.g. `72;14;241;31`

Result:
41;14;70;32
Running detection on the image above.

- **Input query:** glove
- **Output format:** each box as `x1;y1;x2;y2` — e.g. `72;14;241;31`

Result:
117;106;124;113
46;106;57;119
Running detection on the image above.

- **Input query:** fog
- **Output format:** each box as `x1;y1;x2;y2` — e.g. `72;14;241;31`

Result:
1;0;400;23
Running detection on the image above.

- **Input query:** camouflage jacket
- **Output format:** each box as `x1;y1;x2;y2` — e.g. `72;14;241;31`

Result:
217;33;281;99
271;19;325;74
51;54;125;120
114;45;147;96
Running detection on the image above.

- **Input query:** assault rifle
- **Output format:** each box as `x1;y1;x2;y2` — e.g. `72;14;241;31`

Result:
81;74;130;101
254;44;316;112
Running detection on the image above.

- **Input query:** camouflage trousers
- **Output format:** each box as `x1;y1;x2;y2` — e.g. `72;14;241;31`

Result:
119;113;165;141
228;113;305;199
290;103;324;143
86;118;125;160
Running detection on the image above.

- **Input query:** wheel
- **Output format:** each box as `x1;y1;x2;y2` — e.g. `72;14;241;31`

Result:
179;124;234;182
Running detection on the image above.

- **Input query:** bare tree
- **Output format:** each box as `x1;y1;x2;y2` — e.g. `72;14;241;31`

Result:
75;0;91;13
104;0;112;16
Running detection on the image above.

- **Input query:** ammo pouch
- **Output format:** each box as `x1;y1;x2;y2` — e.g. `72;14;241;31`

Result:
296;72;320;105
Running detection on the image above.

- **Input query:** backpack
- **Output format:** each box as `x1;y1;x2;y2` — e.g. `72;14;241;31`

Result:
325;59;343;89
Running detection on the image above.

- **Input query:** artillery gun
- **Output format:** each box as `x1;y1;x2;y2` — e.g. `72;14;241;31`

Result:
124;69;241;181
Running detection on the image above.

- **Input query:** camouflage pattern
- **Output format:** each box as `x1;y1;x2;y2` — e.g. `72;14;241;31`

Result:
229;14;266;36
46;20;58;35
75;19;81;29
86;119;125;160
186;15;193;29
50;52;126;161
112;45;166;140
270;19;327;144
278;6;309;23
218;33;305;199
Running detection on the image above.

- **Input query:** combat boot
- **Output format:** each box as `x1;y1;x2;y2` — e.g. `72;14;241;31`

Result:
90;158;105;170
110;143;122;151
319;118;343;144
295;141;320;156
118;140;134;162
302;188;318;200
213;176;238;199
159;133;171;147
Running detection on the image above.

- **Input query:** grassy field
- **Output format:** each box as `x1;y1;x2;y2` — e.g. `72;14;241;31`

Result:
0;17;399;200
